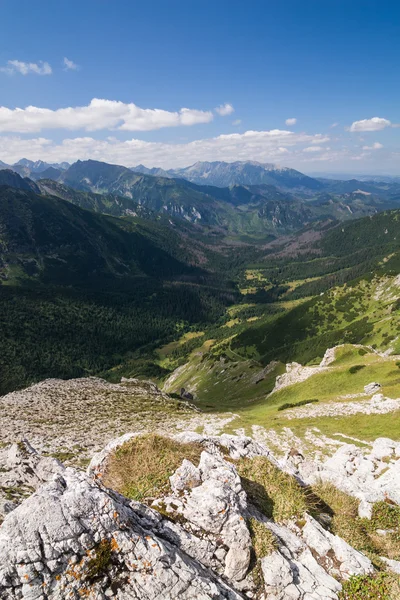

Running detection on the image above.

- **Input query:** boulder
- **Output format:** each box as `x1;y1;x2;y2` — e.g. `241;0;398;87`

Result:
169;459;201;493
364;382;381;395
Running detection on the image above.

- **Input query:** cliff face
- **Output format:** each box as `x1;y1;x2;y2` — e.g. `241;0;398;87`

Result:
3;432;398;600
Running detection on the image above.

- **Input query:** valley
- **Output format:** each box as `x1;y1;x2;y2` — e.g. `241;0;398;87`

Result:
2;159;400;599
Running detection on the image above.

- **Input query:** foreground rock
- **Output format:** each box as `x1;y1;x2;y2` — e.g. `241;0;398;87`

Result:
285;437;400;516
0;433;379;599
0;440;64;523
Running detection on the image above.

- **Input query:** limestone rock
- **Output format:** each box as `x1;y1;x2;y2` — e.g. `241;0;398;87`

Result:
0;433;384;599
288;437;400;510
225;544;251;582
169;458;202;493
0;470;244;600
364;382;381;395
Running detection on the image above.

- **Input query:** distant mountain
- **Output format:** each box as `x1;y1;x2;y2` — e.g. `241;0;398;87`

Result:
132;164;172;178
308;171;400;184
0;170;40;193
4;158;400;239
56;160;320;235
132;160;324;190
167;160;324;191
32;166;64;181
15;159;70;174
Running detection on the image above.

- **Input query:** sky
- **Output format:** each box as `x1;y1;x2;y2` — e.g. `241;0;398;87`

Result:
0;0;399;174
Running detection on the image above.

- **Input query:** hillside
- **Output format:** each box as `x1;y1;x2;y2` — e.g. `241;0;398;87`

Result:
0;185;240;394
0;169;40;193
156;209;400;412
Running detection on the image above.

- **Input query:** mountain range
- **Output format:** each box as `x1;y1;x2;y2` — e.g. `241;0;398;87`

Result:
0;158;70;181
2;158;400;242
133;160;325;190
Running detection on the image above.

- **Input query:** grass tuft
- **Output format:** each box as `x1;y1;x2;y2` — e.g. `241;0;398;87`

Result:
237;456;308;522
248;517;277;558
311;483;400;563
102;434;203;503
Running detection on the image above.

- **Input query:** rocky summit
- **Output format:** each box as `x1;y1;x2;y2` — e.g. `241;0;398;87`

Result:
1;430;400;599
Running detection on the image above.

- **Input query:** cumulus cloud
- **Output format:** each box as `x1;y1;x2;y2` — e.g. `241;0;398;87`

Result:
0;129;331;168
285;118;297;126
303;146;325;152
0;99;214;133
232;119;242;126
310;136;330;144
63;57;79;71
215;103;234;116
330;122;339;128
350;117;391;132
362;142;383;150
0;60;52;76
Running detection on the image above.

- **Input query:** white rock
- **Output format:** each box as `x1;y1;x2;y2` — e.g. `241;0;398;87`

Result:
370;437;396;460
225;544;251;581
169;459;201;493
358;500;373;519
380;557;400;574
0;469;244;599
364;382;381;395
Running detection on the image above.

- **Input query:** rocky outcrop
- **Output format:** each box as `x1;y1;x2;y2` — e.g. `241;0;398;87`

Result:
0;440;64;522
281;393;400;420
364;382;382;395
271;362;327;394
0;433;379;599
286;437;400;516
0;469;243;600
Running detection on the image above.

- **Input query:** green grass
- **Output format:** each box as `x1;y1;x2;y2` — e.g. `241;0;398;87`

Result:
339;573;400;600
103;434;203;503
236;456;309;522
248;517;277;558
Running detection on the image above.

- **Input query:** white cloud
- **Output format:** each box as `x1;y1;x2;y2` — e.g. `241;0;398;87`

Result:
350;117;391;132
0;129;333;168
303;146;325;152
285;118;297;126
351;153;368;161
63;57;79;71
0;98;214;133
0;60;52;76
330;122;339;128
362;142;383;150
215;103;234;116
232;119;241;126
310;135;330;144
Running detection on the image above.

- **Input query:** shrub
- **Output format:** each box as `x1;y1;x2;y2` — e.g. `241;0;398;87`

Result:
278;399;319;411
349;365;366;374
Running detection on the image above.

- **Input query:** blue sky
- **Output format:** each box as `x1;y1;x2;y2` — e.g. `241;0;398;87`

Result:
0;0;399;173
